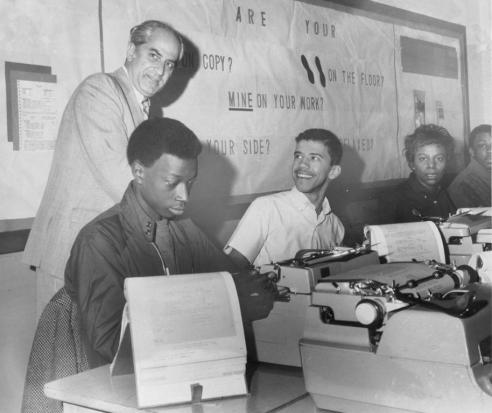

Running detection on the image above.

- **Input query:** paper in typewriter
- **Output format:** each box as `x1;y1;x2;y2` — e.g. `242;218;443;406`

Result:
364;221;445;262
117;272;247;408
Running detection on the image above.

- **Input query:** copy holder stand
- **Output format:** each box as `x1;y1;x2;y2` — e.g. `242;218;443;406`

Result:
110;272;248;408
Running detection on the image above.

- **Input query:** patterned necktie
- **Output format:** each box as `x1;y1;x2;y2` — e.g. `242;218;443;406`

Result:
142;98;150;118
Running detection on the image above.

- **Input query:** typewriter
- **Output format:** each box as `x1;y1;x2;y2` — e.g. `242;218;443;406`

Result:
252;246;379;366
300;260;492;412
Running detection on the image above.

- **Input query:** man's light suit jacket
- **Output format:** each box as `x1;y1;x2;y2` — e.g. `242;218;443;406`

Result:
23;67;147;278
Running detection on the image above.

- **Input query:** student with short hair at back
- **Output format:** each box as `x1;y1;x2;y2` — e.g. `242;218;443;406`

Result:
448;124;491;208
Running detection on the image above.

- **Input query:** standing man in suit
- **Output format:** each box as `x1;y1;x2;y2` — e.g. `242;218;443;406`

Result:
23;20;183;315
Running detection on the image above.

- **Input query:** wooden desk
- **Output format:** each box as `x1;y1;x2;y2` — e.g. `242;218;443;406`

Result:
45;363;316;413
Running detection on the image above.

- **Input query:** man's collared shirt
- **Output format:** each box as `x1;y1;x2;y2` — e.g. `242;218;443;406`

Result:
122;66;149;118
225;187;345;266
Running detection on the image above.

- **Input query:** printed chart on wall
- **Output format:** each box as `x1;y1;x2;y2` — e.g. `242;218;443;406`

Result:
128;0;467;199
2;62;59;219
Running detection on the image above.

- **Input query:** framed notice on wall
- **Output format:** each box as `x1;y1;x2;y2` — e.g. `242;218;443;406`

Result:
5;62;58;151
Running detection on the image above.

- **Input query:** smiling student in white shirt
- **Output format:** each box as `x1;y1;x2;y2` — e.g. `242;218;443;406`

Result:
225;128;345;268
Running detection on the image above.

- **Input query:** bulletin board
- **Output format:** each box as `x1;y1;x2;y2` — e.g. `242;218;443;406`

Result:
0;0;469;247
101;0;469;203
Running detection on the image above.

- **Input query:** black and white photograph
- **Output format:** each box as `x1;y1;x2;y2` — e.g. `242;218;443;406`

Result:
0;1;490;412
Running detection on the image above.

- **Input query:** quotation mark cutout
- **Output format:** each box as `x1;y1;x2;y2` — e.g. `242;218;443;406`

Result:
301;55;325;87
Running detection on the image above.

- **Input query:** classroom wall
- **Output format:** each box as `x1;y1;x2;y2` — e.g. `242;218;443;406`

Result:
0;0;490;411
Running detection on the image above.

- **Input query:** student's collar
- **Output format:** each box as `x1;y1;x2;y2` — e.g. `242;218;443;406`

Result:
469;158;491;178
319;197;332;216
127;181;167;242
290;187;332;215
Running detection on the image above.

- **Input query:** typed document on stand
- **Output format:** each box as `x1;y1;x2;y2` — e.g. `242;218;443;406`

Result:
111;272;247;408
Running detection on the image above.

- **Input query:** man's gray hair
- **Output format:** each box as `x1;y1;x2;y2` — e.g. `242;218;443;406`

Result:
129;20;183;59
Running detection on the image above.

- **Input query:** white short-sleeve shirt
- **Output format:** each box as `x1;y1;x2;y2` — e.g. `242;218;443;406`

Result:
225;187;345;266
